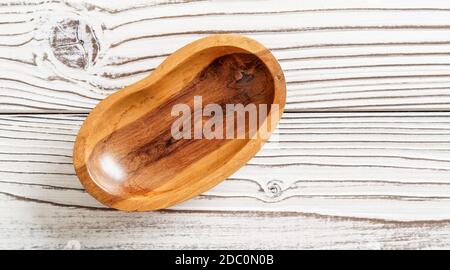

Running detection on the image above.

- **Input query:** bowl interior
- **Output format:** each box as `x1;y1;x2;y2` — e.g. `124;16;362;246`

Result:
84;51;276;199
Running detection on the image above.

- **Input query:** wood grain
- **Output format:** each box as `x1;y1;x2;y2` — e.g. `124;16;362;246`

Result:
2;198;450;249
2;0;450;249
2;113;450;222
2;0;450;112
73;35;286;211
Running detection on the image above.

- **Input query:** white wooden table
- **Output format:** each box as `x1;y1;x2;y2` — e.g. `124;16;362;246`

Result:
1;0;450;249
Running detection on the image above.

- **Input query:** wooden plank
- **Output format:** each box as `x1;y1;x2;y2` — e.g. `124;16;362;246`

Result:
2;0;450;249
1;113;450;221
1;197;450;249
3;0;450;112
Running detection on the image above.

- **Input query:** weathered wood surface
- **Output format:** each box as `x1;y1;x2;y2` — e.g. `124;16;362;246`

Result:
1;0;450;249
3;0;450;112
2;200;450;249
1;113;450;222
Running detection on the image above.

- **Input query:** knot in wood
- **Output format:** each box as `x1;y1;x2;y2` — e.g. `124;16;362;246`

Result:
266;180;283;198
50;18;99;69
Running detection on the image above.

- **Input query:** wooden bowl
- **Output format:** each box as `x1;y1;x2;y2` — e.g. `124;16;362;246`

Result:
73;34;286;211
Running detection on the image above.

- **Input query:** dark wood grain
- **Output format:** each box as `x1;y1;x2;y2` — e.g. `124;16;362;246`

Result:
87;53;274;198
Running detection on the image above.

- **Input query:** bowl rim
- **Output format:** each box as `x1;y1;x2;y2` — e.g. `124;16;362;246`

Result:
72;34;286;211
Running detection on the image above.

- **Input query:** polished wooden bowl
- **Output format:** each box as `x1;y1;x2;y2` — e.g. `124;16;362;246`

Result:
73;34;286;211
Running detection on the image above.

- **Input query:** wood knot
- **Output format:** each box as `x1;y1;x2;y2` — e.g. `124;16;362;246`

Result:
266;180;283;198
50;18;100;69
